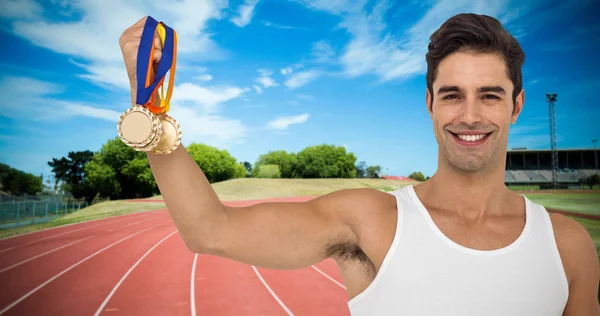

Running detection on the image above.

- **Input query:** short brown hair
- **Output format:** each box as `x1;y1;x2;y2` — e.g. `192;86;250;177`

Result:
425;13;525;109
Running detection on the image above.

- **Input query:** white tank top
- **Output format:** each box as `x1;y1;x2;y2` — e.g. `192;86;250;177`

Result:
348;185;569;315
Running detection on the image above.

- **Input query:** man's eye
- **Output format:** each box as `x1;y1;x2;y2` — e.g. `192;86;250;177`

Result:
443;94;459;100
483;94;500;100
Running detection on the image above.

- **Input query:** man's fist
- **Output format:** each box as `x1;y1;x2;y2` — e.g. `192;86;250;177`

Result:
119;16;164;106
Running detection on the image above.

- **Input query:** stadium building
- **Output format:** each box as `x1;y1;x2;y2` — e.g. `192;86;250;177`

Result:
505;148;598;188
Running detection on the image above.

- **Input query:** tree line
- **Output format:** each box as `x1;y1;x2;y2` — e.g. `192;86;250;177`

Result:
36;137;385;203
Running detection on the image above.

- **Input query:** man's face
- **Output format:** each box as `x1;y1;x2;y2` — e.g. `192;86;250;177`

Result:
426;51;524;173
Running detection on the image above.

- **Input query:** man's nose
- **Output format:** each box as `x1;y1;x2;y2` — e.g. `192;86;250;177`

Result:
458;97;482;126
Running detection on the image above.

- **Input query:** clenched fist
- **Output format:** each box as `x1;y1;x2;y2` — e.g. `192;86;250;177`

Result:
119;16;164;107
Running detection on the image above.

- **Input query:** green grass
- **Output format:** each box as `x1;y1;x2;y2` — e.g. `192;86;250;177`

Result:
0;201;166;239
523;193;600;216
151;178;418;201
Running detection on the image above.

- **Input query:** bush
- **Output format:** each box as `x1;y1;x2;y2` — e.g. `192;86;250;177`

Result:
187;143;240;183
295;144;357;178
409;171;426;181
255;164;281;178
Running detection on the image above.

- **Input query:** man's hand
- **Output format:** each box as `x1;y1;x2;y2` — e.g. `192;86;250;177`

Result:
118;16;163;106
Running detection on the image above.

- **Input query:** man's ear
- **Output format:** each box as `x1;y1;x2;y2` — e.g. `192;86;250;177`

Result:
426;88;433;118
512;89;525;124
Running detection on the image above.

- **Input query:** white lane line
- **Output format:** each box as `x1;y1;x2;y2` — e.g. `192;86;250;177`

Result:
190;253;198;316
251;266;294;316
93;230;177;316
0;235;95;274
311;265;346;290
104;215;163;233
0;209;164;241
0;213;163;253
0;221;167;315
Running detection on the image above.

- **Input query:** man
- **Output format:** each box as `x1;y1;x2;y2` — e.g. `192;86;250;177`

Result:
119;13;599;315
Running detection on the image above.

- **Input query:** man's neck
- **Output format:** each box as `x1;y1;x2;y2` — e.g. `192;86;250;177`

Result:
419;159;512;219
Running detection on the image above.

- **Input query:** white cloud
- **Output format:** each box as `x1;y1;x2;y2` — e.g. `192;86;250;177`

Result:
195;74;213;82
4;0;230;90
253;85;263;93
281;67;293;75
295;0;522;82
230;0;260;27
0;75;250;147
58;101;122;121
267;114;310;130
261;21;299;30
0;0;43;19
168;107;249;146
284;70;321;89
255;68;279;89
312;40;335;62
170;82;249;114
297;94;316;101
0;75;121;121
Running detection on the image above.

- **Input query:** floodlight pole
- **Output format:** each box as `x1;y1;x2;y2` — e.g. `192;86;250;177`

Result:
546;93;558;189
593;139;598;175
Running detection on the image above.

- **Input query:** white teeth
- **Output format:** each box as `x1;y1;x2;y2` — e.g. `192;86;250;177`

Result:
457;134;486;142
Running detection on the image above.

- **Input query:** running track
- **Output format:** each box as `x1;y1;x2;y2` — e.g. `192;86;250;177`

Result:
0;198;352;316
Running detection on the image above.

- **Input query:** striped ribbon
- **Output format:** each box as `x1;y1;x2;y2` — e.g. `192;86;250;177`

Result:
135;16;177;114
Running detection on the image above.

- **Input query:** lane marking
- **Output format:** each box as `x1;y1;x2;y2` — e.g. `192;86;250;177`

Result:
311;265;346;290
190;253;198;316
0;221;167;315
0;209;165;242
0;235;95;274
104;216;163;233
0;213;163;253
93;230;177;316
251;266;294;316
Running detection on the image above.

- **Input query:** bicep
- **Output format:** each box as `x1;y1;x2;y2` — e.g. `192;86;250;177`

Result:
204;190;361;270
559;216;600;315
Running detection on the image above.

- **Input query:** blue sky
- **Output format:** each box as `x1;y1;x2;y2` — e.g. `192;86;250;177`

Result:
1;0;599;181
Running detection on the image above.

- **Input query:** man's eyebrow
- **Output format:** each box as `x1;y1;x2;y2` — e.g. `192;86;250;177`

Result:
478;86;506;94
437;85;462;94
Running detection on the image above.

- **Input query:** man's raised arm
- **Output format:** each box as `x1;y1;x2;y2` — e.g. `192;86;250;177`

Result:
146;146;364;270
118;16;374;270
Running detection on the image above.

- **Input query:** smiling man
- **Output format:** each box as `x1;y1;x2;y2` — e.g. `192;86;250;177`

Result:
119;12;599;315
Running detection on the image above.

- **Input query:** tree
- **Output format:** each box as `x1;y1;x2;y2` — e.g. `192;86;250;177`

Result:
186;143;241;183
366;165;381;178
585;174;600;189
255;164;281;178
295;144;357;178
243;161;252;177
254;150;297;178
85;137;157;200
409;171;426;181
234;162;248;179
356;161;367;178
48;150;97;203
0;163;43;195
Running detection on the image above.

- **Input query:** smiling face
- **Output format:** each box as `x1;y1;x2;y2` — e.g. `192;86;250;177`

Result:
427;51;524;173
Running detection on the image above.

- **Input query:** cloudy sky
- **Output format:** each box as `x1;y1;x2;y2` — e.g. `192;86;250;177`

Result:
1;0;599;179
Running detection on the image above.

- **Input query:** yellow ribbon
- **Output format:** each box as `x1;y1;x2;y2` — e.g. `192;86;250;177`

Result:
148;22;177;114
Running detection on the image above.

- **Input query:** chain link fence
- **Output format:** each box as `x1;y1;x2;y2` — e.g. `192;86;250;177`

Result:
0;197;89;229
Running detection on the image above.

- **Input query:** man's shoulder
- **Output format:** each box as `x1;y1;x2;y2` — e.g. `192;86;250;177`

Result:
547;212;597;286
548;212;593;247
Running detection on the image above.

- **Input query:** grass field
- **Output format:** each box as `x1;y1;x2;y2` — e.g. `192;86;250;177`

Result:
523;193;600;215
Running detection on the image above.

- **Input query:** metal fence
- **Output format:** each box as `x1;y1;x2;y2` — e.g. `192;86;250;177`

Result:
0;198;88;229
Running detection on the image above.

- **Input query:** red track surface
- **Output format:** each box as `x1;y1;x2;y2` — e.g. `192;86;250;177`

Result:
0;198;351;316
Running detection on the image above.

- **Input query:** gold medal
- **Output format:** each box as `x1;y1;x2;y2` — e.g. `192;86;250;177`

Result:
117;106;163;151
118;18;180;154
151;113;182;155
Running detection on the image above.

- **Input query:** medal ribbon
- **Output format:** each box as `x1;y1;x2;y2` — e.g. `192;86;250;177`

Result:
135;16;177;114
